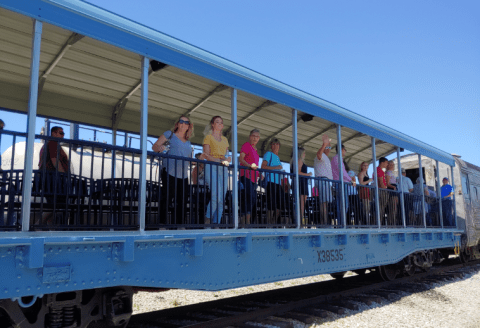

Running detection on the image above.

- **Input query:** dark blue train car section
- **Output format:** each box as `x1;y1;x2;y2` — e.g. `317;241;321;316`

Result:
0;0;470;327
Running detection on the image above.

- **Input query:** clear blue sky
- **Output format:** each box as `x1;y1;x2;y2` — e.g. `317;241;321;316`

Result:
2;0;479;167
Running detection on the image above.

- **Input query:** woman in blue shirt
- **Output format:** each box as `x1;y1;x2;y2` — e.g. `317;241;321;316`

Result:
153;116;194;226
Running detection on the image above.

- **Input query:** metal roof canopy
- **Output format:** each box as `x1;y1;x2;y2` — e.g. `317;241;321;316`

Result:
0;0;455;168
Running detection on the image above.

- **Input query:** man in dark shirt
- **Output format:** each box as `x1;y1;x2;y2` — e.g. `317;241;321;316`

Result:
39;127;69;172
38;126;69;225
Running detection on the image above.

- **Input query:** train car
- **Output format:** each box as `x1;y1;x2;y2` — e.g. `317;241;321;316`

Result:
0;0;468;327
395;153;480;261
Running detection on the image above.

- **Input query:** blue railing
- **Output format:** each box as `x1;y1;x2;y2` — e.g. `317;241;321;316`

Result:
0;130;457;231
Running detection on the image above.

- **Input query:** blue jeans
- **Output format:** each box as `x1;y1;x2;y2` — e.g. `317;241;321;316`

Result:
205;164;228;224
240;176;256;215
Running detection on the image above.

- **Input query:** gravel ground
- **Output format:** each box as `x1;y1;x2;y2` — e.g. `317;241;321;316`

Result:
132;264;480;328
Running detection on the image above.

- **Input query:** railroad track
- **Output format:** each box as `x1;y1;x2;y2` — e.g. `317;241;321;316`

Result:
128;259;480;328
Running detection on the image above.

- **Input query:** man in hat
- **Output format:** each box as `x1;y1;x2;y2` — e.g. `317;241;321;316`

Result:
441;177;454;227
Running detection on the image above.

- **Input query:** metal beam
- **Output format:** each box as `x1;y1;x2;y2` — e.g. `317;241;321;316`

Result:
111;68;159;131
224;100;275;137
231;89;239;229
345;140;380;162
261;115;301;155
139;57;149;231
22;20;43;231
183;84;230;117
38;32;84;96
377;146;399;159
340;131;365;145
299;123;336;147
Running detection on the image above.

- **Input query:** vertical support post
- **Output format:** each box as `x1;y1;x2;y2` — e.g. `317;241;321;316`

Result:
231;88;239;229
292;109;300;228
111;130;116;179
397;148;406;228
124;132;128;147
336;125;346;228
45;118;51;136
21;20;43;232
418;154;426;228
451;165;457;228
436;160;443;228
372;137;380;228
70;123;79;140
138;56;149;231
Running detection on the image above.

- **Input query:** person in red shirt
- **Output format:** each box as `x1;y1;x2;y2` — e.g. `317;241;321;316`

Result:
376;157;389;224
38;126;69;225
239;129;261;225
39;127;69;173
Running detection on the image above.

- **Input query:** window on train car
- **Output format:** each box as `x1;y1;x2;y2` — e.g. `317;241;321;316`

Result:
461;174;470;196
474;186;478;200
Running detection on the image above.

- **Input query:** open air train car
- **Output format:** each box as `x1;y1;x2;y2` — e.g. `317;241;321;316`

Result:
0;0;472;327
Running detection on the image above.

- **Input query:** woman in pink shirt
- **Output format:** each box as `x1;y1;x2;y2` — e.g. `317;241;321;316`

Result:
239;129;261;225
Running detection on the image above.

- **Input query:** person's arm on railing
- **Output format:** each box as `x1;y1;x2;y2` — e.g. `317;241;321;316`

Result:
261;153;282;171
202;144;231;165
297;159;312;177
152;134;168;153
358;171;373;185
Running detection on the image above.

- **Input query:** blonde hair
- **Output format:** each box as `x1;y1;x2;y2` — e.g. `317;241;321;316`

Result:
290;147;305;167
359;161;369;172
172;116;194;140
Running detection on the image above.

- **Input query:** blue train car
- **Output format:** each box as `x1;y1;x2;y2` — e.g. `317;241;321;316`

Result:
0;0;465;327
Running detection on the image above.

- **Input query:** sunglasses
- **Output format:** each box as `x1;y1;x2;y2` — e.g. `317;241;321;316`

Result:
58;132;65;136
178;119;190;125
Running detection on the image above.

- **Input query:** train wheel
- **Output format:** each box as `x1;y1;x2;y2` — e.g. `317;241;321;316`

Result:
330;271;346;279
404;264;416;277
460;249;471;263
378;265;397;281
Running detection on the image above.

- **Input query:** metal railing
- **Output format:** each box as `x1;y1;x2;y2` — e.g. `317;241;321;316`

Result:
0;129;458;231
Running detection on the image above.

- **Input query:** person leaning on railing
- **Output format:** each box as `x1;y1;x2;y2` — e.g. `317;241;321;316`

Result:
152;115;194;225
262;138;286;225
238;129;261;226
201;116;231;226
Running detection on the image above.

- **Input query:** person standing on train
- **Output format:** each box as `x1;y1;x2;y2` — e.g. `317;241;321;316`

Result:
376;157;389;224
400;168;414;193
262;138;286;225
153;116;194;226
313;134;333;225
441;177;454;227
385;160;399;225
290;147;311;225
239;129;261;226
358;161;373;224
38;126;69;225
413;177;429;226
202;116;231;226
331;145;355;225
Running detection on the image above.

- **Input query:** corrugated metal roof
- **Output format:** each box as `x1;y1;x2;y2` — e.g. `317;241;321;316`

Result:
0;0;455;168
